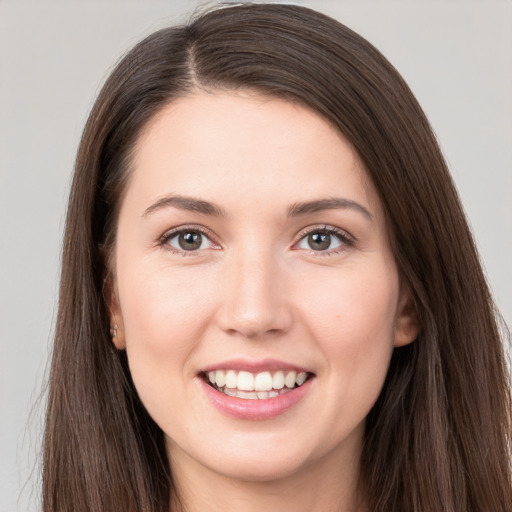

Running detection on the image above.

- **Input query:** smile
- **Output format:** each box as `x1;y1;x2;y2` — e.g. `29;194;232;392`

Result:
205;370;311;400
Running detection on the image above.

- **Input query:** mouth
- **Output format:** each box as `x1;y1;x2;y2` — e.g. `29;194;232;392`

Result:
201;369;314;400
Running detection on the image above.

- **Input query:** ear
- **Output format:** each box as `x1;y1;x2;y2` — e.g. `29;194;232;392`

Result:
104;272;126;350
394;285;420;347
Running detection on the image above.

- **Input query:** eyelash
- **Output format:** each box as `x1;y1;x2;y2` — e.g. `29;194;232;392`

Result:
294;225;355;256
158;224;355;256
158;225;220;256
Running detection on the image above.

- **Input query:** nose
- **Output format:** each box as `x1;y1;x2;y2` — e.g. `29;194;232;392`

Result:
217;248;293;339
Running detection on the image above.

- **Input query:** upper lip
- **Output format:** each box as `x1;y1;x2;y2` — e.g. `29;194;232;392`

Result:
201;358;312;374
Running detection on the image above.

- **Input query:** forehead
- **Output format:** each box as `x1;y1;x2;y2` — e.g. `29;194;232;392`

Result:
125;89;381;218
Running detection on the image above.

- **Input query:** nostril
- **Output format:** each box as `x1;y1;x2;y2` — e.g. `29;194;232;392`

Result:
216;276;293;339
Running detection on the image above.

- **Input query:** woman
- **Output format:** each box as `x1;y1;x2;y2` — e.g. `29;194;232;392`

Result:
42;3;511;511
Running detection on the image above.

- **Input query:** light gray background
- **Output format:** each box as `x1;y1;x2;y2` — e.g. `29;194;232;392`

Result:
1;1;511;510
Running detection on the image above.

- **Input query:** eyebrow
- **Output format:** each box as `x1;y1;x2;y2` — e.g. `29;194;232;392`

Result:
143;194;226;217
142;194;372;221
287;198;373;221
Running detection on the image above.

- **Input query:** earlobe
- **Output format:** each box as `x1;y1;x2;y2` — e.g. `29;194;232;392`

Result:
109;319;126;350
394;287;420;347
104;273;127;350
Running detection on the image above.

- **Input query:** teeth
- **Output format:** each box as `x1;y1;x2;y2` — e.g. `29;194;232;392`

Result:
237;371;254;391
224;387;237;397
205;369;310;394
254;371;273;391
215;370;226;387
216;387;291;400
284;371;297;388
225;370;237;389
296;372;307;386
272;371;285;390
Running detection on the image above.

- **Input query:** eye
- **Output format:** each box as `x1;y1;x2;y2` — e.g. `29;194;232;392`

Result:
295;227;352;253
162;227;218;253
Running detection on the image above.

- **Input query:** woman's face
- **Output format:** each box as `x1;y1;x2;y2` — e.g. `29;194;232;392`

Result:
109;90;417;483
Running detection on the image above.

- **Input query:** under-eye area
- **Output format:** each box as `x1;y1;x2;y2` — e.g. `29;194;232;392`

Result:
201;370;315;400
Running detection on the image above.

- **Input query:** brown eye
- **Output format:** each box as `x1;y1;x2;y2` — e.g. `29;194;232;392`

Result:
178;231;203;250
308;232;331;251
296;228;345;253
166;229;213;252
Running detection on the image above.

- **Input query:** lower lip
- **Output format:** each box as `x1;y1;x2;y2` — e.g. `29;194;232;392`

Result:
199;377;314;421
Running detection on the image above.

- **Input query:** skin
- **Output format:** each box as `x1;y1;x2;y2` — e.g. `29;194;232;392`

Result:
108;90;419;512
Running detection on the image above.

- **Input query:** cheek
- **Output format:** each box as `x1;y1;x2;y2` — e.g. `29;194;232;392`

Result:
116;262;219;405
119;262;216;349
115;267;219;439
297;262;399;396
301;260;398;334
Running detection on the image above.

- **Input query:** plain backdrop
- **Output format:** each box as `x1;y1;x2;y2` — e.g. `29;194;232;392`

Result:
1;1;511;510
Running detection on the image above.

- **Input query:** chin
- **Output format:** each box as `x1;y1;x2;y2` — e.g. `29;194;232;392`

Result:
210;455;310;483
198;436;321;483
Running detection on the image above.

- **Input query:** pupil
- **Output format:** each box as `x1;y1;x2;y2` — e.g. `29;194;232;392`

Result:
179;231;202;250
309;232;330;251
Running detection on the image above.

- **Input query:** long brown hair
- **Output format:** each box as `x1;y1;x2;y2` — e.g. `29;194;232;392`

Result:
43;3;511;511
